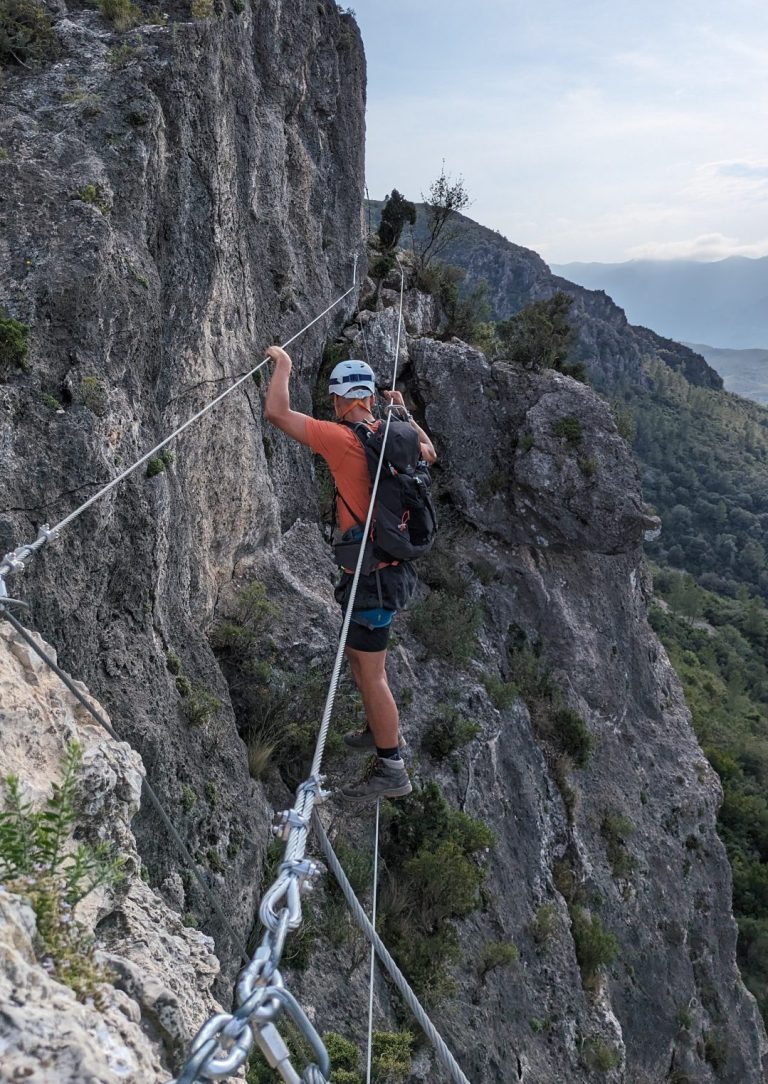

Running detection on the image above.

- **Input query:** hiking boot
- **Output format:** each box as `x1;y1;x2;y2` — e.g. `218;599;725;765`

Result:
342;728;407;755
339;757;413;804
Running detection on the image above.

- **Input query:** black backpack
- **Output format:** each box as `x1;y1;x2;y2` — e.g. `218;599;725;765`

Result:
337;419;437;564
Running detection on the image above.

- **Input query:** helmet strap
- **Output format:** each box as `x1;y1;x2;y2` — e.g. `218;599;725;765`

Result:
338;397;374;421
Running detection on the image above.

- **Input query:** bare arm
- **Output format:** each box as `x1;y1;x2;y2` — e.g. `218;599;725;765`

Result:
381;389;437;465
264;346;311;444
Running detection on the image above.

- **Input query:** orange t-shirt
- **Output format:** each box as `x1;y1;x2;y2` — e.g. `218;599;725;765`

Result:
305;418;378;533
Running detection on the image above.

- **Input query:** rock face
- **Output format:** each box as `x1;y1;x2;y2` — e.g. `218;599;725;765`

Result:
1;4;767;1083
0;620;222;1082
286;299;767;1083
0;0;365;977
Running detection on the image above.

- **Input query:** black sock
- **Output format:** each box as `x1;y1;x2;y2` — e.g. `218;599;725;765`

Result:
376;746;401;761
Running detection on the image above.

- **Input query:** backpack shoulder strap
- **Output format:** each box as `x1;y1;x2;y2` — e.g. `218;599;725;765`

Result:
334;421;375;528
335;486;364;528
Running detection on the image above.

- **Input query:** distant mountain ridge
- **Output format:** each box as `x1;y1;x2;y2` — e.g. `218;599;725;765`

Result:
551;257;768;350
366;200;723;391
685;343;768;406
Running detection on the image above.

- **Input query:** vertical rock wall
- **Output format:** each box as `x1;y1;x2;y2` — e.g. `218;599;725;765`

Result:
0;0;365;973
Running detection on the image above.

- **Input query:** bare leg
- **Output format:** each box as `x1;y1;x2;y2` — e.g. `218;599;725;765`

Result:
345;645;399;749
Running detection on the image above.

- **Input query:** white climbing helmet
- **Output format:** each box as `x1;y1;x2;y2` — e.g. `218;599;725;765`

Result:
328;359;376;399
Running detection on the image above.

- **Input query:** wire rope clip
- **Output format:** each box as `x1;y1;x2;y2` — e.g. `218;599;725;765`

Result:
272;809;308;842
279;857;323;895
296;774;330;806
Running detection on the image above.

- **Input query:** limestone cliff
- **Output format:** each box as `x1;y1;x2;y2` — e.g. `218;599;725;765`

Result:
0;0;365;980
1;4;767;1084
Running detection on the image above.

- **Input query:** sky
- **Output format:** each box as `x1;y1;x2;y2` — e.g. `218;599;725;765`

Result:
350;0;768;264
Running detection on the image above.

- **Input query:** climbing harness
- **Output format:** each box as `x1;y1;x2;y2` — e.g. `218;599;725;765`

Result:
0;254;473;1084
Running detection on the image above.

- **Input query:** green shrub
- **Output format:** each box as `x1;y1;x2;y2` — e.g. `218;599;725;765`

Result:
613;405;635;441
702;1030;727;1071
531;902;558;944
75;375;108;416
496;292;578;374
552;415;583;445
422;705;479;758
97;0;140;30
184;684;221;727
552;706;592;767
180;784;197;812
377;189;416;253
324;1032;359;1075
369;252;396;280
471;322;503;359
73;183;110;214
190;0;213;17
676;1006;692;1030
482;673;517;710
409;589;481;664
582;1037;621;1071
146;456;166;478
175;674;191;698
41;392;62;410
0;742;123;999
0;0;57;67
0;312;29;373
371;1031;413;1082
601;812;637;879
211;581;279;656
166;651;181;675
479;939;518;976
570;906;618;987
579;456;597;477
380;782;494;1000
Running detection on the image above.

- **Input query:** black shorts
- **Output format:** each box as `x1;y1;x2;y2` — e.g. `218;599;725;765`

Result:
335;563;418;654
346;620;392;653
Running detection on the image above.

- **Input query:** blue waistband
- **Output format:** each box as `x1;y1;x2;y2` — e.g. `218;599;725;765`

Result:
352;607;396;629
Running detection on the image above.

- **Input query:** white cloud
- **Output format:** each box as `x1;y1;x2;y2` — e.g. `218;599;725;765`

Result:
626;233;768;260
356;0;768;261
685;160;768;202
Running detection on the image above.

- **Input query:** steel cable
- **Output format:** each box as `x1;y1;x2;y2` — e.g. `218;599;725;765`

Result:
313;811;472;1084
0;270;359;582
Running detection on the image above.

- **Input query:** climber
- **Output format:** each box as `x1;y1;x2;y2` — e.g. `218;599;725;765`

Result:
264;346;436;803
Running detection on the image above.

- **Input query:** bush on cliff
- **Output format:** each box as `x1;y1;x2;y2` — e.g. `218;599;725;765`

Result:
377;188;416;253
496;292;586;381
0;0;57;67
380;781;494;1000
0;741;123;999
0;311;29;374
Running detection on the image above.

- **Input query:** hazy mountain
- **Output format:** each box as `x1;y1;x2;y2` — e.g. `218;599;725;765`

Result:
685;343;768;405
551;257;768;350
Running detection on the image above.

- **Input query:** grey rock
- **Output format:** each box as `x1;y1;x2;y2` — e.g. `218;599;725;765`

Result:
0;0;365;980
0;622;223;1082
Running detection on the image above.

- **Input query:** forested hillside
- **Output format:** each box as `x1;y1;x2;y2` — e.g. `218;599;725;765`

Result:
651;571;768;1019
368;198;768;601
